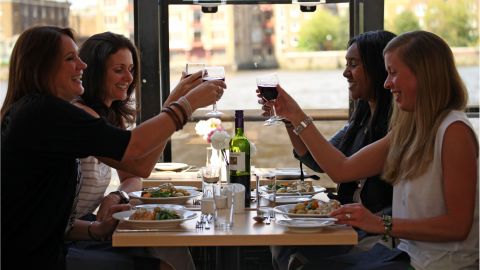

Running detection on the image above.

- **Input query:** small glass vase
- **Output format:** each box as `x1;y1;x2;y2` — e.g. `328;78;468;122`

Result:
206;147;229;182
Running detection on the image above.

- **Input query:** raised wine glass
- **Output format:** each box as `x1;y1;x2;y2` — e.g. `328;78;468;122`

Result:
204;66;225;117
185;63;205;78
256;73;283;126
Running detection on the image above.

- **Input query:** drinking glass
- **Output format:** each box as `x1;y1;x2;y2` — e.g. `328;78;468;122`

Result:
201;165;220;215
185;63;205;77
203;66;225;117
213;183;235;229
262;172;277;206
256;73;283;126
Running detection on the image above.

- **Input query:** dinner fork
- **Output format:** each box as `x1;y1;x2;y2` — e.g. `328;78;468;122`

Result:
203;214;210;230
269;210;276;220
196;219;203;229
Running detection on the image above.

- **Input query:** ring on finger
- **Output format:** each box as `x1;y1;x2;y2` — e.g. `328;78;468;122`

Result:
345;213;351;219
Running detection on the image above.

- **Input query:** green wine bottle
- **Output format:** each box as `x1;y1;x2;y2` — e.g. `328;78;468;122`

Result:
229;110;251;207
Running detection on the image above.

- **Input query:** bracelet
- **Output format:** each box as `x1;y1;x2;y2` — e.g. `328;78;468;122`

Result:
179;96;193;118
161;106;182;131
293;116;313;135
88;221;101;241
381;214;393;242
170;102;188;125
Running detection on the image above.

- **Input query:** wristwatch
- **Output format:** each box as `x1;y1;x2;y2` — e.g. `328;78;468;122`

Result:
110;190;130;204
293;116;314;135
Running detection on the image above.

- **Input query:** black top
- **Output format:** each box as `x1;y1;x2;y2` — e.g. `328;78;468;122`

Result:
1;94;131;270
295;122;392;214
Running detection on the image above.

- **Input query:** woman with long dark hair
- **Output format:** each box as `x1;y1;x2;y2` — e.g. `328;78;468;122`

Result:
264;30;397;270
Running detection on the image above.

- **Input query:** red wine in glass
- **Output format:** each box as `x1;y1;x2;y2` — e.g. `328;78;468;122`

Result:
256;73;283;126
258;85;278;101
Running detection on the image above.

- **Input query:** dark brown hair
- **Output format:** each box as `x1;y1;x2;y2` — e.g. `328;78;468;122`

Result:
79;32;139;129
1;26;75;120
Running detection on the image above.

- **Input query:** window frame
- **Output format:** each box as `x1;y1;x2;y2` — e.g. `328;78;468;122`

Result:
133;0;385;161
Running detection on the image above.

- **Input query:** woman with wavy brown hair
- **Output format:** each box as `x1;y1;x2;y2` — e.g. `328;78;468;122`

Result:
1;26;225;270
66;32;197;270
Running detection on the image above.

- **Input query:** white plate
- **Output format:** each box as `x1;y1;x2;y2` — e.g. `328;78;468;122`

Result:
129;190;200;205
259;185;326;196
133;204;186;211
113;208;197;229
154;162;189;171
276;218;336;233
174;186;198;191
274;168;308;180
263;194;312;204
274;204;333;218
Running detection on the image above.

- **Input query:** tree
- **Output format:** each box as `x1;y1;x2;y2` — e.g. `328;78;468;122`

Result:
424;0;478;46
297;8;346;51
393;10;420;34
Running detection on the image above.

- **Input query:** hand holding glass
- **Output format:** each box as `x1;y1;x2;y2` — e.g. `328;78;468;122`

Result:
256;73;283;126
204;66;225;117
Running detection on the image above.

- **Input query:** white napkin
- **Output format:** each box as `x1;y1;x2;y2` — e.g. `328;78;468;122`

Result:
312;192;330;203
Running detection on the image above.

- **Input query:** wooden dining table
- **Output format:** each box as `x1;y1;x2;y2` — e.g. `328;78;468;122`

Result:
112;208;357;269
112;210;357;247
128;167;352;269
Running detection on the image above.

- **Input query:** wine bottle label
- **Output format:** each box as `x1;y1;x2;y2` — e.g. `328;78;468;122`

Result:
229;152;246;171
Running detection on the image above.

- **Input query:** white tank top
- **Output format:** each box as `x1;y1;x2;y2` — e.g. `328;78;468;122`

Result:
393;110;479;270
75;156;112;218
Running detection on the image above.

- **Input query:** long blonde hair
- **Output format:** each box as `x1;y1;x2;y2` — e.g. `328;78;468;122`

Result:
382;31;468;184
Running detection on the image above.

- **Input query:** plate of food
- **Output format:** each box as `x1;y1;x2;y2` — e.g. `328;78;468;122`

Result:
260;181;326;196
133;204;186;211
154;162;189;172
113;206;197;229
273;199;341;218
129;183;200;204
263;194;312;204
174;186;198;191
275;218;337;233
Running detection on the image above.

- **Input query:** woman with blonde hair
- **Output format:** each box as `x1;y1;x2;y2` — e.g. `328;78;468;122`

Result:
271;30;478;269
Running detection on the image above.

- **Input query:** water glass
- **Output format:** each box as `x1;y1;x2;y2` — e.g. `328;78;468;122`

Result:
213;183;235;229
262;172;277;205
201;165;221;184
201;191;215;215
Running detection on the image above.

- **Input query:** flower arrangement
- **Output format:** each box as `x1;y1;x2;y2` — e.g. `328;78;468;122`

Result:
195;118;230;165
195;118;257;166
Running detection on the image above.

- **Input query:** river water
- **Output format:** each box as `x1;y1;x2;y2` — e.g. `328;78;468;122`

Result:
0;66;478;109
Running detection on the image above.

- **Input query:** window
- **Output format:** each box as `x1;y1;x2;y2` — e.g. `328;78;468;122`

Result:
141;1;476;167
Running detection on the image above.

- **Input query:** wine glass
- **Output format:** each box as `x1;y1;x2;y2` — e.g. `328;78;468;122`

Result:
203;66;225;117
185;63;205;78
256;73;283;126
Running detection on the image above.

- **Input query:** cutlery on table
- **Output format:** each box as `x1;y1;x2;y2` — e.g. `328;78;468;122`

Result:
117;228;192;233
203;214;210;230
